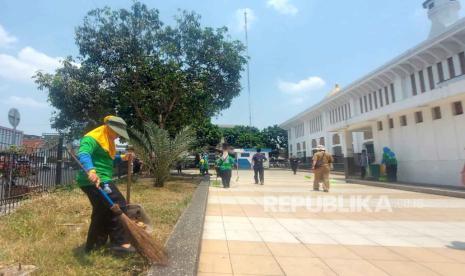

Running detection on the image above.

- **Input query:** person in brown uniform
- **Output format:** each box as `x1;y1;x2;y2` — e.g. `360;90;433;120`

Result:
312;145;333;192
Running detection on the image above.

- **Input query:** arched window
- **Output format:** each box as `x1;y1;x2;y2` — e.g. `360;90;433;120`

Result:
319;137;325;146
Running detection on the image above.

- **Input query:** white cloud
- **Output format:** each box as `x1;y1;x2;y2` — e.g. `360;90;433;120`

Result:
267;0;298;15
0;47;62;82
278;76;326;94
234;8;257;32
3;96;47;108
0;24;17;47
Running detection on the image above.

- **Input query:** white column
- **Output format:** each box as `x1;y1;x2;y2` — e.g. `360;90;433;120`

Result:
339;129;354;158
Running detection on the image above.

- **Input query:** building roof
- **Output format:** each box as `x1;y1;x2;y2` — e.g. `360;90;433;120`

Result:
0;125;24;133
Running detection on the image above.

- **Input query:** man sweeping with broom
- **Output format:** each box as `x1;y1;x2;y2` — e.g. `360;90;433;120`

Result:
76;115;135;253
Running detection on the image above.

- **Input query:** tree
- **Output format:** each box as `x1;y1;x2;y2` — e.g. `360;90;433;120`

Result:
192;119;222;150
218;125;288;157
221;126;265;149
130;122;195;187
35;2;247;136
262;125;288;157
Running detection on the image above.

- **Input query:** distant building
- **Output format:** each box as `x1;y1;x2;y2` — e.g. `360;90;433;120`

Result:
281;0;465;186
217;124;238;129
234;148;272;169
0;125;23;150
22;135;46;153
42;133;60;144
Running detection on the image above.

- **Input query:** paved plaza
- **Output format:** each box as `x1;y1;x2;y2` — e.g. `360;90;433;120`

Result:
198;169;465;276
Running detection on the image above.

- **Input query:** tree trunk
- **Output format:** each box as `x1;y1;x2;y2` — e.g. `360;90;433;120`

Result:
154;178;164;187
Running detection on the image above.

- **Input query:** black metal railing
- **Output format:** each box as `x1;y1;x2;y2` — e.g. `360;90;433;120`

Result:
0;138;79;215
1;138;130;215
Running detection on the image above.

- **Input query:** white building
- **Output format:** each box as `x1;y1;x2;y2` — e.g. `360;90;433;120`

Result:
281;0;465;187
0;125;23;151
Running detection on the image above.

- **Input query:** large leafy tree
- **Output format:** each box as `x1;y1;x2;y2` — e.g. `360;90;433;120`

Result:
262;125;288;151
220;125;288;157
35;2;246;137
221;126;265;149
193;119;222;150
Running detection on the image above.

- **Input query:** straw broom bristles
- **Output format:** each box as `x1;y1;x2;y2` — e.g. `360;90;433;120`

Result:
110;205;168;265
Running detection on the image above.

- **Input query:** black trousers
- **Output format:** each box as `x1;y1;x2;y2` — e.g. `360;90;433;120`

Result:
81;182;129;251
386;164;398;182
220;170;232;188
254;167;264;184
291;166;298;174
361;166;366;179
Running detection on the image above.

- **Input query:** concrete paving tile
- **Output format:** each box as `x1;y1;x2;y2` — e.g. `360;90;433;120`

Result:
405;236;449;247
222;216;250;223
266;242;315;257
306;244;362;259
258;231;300;243
367;235;417;247
225;229;262;242
345;245;408;261
389;247;456;262
429;248;465;263
204;221;225;231
230;255;284;275
223;222;256;231
421;262;465;276
198;253;232;274
324;258;390;276
293;232;338;244
370;260;440;276
328;233;376;246
277;218;320;232
201;240;229;254
276;256;337;276
227;241;272;256
205;215;223;222
206;207;222;216
221;209;246;216
203;229;226;240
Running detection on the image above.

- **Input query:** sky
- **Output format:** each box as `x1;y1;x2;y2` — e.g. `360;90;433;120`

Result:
0;0;461;135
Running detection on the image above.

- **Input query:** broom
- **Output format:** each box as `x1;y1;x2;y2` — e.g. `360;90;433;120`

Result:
66;147;168;265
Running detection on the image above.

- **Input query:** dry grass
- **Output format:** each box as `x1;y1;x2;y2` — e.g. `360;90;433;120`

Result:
0;176;198;275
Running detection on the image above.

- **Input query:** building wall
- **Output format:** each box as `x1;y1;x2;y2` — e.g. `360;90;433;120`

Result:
284;17;465;186
372;94;465;186
0;126;23;150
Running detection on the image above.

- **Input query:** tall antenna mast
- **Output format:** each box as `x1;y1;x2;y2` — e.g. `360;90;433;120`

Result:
244;10;252;127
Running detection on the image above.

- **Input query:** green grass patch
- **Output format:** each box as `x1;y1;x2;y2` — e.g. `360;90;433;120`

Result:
0;177;197;275
210;179;222;187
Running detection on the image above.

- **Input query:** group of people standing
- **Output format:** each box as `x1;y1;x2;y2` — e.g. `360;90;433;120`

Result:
214;144;334;192
214;144;268;188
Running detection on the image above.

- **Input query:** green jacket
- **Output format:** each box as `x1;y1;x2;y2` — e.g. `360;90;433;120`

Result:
216;155;235;171
76;136;115;187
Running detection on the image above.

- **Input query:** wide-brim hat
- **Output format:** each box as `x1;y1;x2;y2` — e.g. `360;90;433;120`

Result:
317;145;326;151
106;116;129;140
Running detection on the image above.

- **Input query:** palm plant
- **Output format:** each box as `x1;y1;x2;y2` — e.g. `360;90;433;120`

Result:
130;121;195;187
